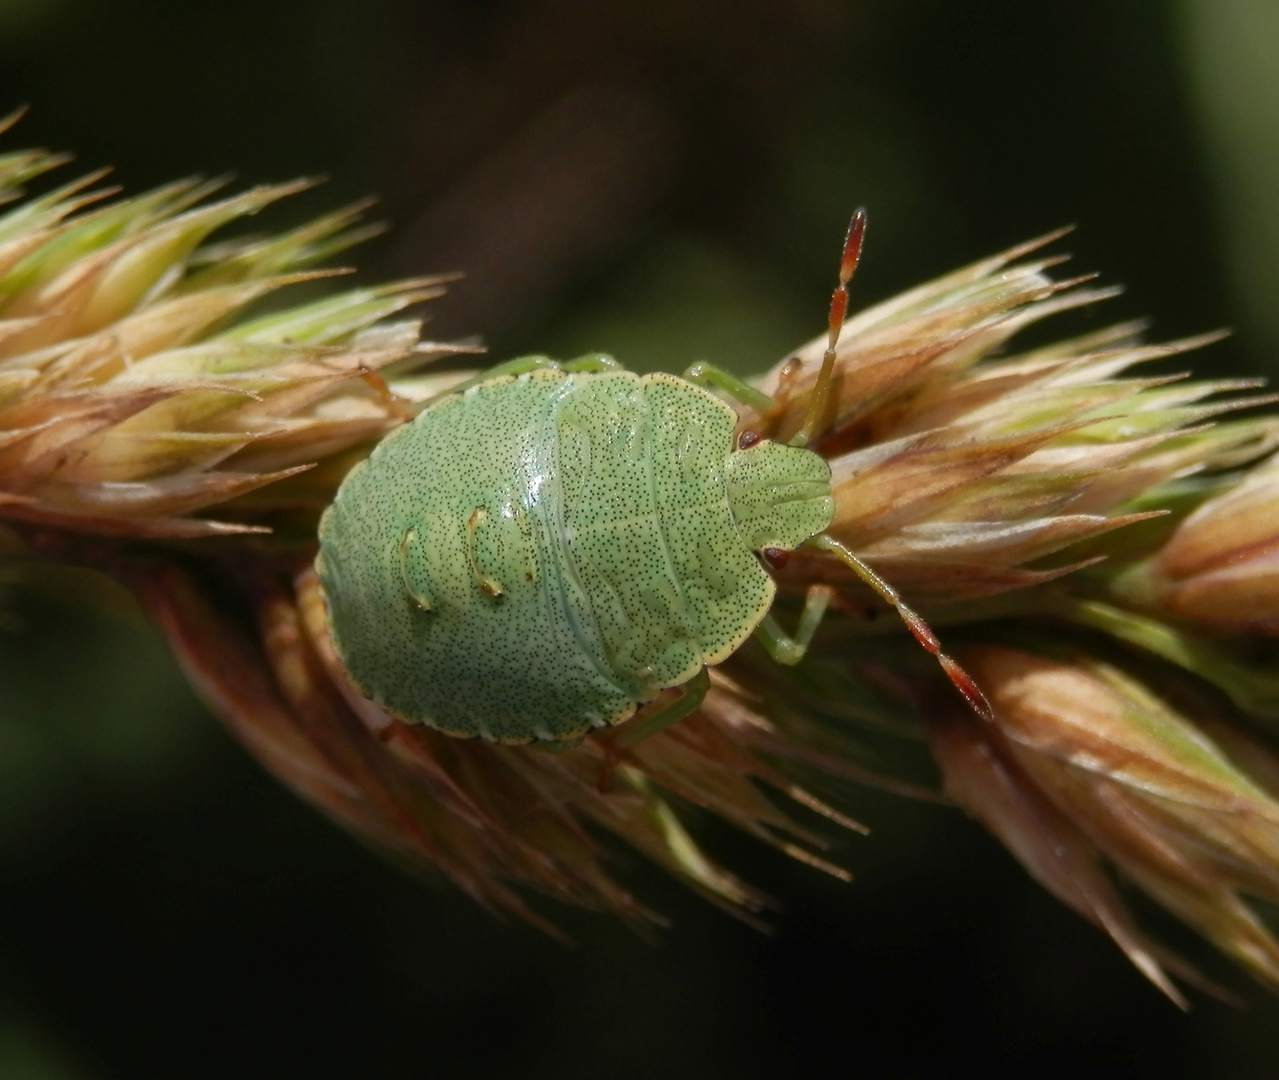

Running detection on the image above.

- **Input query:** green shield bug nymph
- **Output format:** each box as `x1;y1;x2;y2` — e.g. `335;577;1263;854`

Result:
316;212;993;744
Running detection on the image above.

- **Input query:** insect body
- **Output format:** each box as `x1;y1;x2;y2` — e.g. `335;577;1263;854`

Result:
317;211;993;744
316;360;833;742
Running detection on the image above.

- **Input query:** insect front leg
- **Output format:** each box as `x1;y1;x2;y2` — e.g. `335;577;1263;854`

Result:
753;585;835;665
683;362;778;414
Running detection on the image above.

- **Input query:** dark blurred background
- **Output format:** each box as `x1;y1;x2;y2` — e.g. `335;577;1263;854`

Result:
2;0;1279;1077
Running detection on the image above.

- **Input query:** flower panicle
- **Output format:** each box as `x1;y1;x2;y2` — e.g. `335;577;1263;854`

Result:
0;143;469;538
8;125;1279;998
928;647;1279;1003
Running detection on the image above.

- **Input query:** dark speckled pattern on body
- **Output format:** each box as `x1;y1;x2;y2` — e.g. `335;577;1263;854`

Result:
316;364;833;743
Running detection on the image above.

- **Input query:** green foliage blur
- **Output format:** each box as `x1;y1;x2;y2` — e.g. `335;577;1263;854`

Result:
2;1;1279;1076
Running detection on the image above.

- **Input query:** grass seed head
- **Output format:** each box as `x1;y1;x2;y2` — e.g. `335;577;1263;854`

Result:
1137;454;1279;630
930;646;1279;1004
6;124;1279;997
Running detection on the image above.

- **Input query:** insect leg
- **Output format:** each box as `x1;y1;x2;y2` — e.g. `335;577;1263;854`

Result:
753;585;835;665
614;667;711;749
562;353;623;373
807;533;994;722
440;355;562;396
683;362;778;414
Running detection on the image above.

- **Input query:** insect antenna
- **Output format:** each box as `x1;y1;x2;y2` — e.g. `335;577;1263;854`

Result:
790;213;994;723
808;534;994;723
790;208;865;450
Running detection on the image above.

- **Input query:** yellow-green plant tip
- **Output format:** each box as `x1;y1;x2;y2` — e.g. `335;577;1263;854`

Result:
218;280;445;346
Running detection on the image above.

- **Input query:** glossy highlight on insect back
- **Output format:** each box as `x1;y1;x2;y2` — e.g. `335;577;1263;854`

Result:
316;358;835;743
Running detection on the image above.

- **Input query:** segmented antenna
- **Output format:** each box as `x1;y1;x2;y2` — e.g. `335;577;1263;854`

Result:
791;208;866;449
794;213;995;723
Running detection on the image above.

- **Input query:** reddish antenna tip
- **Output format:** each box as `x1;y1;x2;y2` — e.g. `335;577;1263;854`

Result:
794;208;869;448
839;208;867;286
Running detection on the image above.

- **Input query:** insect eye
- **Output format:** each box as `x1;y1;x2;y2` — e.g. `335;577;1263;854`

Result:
737;429;761;450
761;547;790;571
